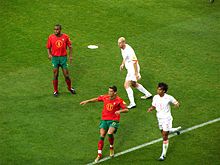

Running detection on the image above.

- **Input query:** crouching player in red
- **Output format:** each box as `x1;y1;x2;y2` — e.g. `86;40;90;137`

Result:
80;86;128;163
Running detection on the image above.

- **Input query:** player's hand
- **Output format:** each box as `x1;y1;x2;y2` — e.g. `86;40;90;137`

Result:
120;64;124;71
69;56;73;64
135;73;140;80
174;102;180;108
147;108;152;112
136;75;140;80
80;101;87;105
48;54;52;60
115;111;121;115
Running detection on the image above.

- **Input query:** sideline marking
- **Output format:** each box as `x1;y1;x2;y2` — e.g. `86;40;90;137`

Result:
86;117;220;165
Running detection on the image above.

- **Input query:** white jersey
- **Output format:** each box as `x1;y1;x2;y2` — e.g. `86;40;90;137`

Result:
152;93;178;119
121;44;140;73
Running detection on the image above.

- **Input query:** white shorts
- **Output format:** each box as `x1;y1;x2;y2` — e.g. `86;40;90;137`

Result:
125;72;141;82
157;117;173;132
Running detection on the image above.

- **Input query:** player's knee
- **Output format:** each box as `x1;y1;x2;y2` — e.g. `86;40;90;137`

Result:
53;74;58;79
65;76;70;80
124;82;130;88
107;133;114;138
162;132;168;140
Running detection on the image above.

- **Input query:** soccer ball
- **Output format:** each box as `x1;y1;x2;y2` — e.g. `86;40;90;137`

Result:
209;0;214;3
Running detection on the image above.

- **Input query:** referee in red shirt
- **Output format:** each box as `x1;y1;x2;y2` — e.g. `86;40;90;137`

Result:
46;24;76;96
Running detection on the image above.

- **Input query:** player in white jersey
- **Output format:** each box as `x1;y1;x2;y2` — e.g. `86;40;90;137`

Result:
147;82;181;161
118;37;152;109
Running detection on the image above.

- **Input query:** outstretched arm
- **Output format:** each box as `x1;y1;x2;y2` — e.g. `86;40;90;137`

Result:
80;97;98;105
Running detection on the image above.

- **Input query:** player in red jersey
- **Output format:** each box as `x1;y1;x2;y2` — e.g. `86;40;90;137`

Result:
80;86;128;163
46;24;76;96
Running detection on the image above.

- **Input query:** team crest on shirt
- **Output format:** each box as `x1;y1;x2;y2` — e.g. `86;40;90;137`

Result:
55;40;63;48
106;103;113;111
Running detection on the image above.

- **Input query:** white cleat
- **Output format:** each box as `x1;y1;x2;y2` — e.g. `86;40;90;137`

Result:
94;155;102;163
141;95;152;99
176;126;182;135
127;103;136;109
158;155;165;161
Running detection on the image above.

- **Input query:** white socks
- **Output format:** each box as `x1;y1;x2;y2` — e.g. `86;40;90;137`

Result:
126;87;135;105
136;84;152;97
161;140;169;157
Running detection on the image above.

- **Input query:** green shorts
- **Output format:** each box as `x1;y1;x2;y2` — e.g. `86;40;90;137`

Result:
99;120;120;134
52;56;68;69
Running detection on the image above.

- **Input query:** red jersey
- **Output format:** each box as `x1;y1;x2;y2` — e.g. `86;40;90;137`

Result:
46;33;72;56
97;95;127;121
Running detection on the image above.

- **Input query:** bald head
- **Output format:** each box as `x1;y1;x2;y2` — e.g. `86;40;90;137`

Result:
118;37;126;49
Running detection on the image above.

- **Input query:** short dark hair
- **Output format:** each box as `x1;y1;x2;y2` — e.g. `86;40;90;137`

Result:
109;85;117;92
158;82;168;93
54;24;62;30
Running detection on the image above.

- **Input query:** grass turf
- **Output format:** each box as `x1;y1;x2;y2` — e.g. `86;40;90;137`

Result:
0;0;220;164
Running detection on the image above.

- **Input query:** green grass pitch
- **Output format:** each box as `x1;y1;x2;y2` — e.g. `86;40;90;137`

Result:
0;0;220;165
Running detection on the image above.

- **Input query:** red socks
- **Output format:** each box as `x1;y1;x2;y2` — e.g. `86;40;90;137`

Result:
53;78;72;92
98;139;104;151
65;78;72;90
108;134;114;146
53;80;58;92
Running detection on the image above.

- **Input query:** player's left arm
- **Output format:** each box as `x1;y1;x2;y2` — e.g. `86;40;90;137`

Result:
171;96;180;108
115;108;129;115
147;106;156;112
66;36;73;63
115;101;129;115
132;54;139;80
173;100;180;108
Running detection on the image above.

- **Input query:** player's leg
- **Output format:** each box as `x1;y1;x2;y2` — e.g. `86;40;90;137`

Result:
51;56;59;96
124;78;136;109
53;68;59;96
159;130;169;161
168;116;181;135
60;56;76;94
95;121;108;162
135;82;152;99
132;64;152;99
169;126;181;135
107;121;119;157
158;119;169;161
61;68;76;94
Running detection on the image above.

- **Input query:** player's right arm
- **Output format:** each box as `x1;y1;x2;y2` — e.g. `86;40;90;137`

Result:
80;98;98;105
46;36;52;60
147;106;156;112
47;48;52;60
120;60;125;71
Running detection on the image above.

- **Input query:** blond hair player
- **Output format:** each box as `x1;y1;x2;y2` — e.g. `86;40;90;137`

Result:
118;37;152;109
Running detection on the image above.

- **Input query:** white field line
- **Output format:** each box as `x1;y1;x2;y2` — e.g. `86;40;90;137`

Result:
86;117;220;165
